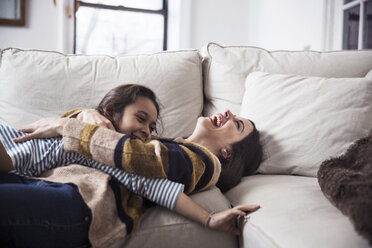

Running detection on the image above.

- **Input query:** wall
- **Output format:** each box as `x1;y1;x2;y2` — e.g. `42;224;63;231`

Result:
0;1;60;51
187;0;326;51
187;0;250;49
245;0;326;50
0;0;332;53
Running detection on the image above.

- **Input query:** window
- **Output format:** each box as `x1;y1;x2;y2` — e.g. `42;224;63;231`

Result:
342;0;372;49
74;0;168;55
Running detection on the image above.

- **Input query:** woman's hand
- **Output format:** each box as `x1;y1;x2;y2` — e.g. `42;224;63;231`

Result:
207;205;260;235
13;117;69;143
76;109;115;130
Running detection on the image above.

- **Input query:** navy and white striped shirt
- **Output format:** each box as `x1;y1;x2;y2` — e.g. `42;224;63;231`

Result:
0;124;183;210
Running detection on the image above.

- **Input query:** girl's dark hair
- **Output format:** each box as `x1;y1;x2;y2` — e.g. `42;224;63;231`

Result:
96;84;161;132
216;121;263;193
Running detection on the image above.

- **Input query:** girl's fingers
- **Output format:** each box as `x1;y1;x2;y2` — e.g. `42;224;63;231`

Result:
17;127;35;133
13;134;32;143
13;132;42;143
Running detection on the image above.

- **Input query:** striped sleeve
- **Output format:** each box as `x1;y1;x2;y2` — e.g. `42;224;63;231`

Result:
0;124;65;177
77;160;184;210
121;173;184;210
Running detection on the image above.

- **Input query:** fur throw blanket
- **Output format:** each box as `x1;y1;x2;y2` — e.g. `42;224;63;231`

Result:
317;133;372;245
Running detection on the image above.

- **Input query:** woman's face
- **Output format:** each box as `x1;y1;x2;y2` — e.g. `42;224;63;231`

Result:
115;96;158;142
191;110;254;155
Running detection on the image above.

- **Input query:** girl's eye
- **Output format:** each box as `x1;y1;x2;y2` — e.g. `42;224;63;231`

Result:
137;116;145;123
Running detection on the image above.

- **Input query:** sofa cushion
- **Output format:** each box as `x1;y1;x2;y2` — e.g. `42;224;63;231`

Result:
200;42;372;116
240;71;372;176
0;48;203;139
225;175;370;248
111;186;237;248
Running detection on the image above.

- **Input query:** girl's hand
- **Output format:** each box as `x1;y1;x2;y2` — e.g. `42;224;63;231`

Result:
207;205;260;235
76;109;115;130
13;117;68;143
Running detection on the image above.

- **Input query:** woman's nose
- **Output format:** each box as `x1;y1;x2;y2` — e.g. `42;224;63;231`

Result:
225;110;232;119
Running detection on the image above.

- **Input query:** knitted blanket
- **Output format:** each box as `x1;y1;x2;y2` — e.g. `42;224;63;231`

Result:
63;119;221;234
317;134;372;245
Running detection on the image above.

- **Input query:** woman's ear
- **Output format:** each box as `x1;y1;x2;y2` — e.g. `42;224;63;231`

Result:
220;147;232;159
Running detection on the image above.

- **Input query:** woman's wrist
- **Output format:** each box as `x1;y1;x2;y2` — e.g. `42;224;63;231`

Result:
204;212;215;228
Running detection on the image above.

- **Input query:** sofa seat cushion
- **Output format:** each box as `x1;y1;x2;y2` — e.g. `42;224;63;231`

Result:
201;42;372;116
111;186;238;248
225;175;370;248
0;48;203;139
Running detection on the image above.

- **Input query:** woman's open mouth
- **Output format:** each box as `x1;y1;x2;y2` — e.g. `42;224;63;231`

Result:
209;113;223;127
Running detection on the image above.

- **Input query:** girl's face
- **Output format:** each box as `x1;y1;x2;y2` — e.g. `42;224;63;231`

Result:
114;96;158;141
190;110;254;155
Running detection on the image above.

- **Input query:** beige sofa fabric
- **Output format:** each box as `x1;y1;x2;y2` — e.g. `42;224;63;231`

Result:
201;42;372;116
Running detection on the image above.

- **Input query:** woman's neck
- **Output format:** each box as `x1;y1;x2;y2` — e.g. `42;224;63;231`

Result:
185;136;219;156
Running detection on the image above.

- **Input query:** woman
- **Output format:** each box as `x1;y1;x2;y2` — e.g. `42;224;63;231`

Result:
0;108;262;248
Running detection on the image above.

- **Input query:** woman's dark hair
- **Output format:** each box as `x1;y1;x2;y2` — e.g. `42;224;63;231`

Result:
216;121;263;193
96;84;161;132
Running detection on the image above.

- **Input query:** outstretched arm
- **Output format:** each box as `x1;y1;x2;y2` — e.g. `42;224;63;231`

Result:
174;192;260;235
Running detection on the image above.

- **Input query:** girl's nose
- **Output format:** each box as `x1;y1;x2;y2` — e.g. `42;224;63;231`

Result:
141;126;151;142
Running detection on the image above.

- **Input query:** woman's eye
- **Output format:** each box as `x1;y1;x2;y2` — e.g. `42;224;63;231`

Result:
235;120;240;129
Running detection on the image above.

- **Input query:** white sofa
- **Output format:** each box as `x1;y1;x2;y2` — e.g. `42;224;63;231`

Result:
0;43;371;248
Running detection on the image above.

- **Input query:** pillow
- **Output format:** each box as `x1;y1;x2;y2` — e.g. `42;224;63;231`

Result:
0;48;203;139
240;71;372;177
200;42;372;116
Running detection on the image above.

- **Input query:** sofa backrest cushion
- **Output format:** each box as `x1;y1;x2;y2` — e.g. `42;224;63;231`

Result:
201;42;372;116
0;48;203;139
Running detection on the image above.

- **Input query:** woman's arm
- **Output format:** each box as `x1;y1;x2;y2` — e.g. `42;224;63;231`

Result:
13;117;68;143
174;192;260;235
13;109;114;143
